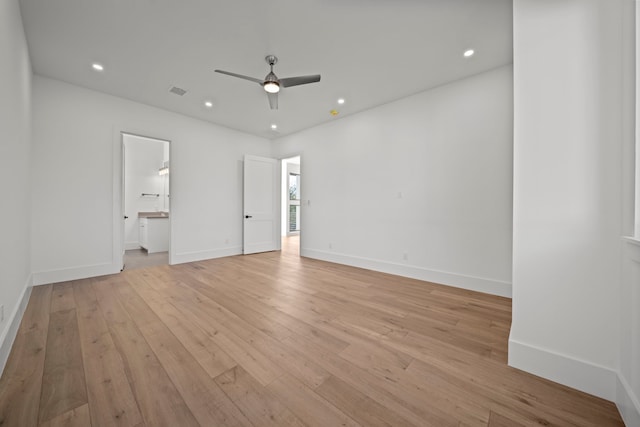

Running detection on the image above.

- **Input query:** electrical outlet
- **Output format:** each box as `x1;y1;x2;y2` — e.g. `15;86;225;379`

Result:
329;243;333;250
403;252;408;261
0;305;4;322
225;238;230;244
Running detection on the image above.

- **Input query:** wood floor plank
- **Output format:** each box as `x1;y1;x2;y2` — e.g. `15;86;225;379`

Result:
0;285;52;427
114;281;253;427
21;285;53;335
368;293;462;326
132;282;237;379
215;366;306;427
135;276;285;386
251;333;331;389
165;299;283;386
181;279;293;342
405;357;619;427
338;340;413;382
171;280;286;346
1;237;625;427
280;333;460;427
266;373;362;427
72;280;144;427
165;276;332;389
204;284;350;354
50;283;76;313
385;329;616;426
92;281;200;427
38;308;88;423
136;272;328;388
38;403;91;427
211;331;282;386
172;281;332;388
315;375;418;427
487;410;525;427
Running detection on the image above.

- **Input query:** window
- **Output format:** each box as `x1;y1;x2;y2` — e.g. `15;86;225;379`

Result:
288;173;300;233
289;173;300;200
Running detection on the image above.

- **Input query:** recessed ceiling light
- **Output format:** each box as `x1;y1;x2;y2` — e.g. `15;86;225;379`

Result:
330;110;339;116
463;49;475;58
91;63;104;71
337;98;345;105
204;101;213;108
271;124;277;130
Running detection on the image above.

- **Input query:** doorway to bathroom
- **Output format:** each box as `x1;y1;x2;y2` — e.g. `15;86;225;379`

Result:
122;133;171;270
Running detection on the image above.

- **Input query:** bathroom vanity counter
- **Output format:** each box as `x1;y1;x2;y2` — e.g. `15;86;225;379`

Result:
138;212;169;253
138;211;169;218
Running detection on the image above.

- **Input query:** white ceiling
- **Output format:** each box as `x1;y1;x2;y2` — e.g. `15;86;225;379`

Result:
19;0;513;139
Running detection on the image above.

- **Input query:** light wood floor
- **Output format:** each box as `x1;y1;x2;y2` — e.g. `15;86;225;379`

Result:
0;237;624;426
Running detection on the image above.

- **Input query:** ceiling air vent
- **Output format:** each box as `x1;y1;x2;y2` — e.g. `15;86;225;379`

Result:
169;86;187;96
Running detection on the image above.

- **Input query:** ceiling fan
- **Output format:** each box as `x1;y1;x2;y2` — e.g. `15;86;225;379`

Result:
215;55;321;110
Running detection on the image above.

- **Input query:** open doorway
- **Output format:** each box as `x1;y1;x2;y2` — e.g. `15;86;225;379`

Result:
281;156;301;255
122;133;170;270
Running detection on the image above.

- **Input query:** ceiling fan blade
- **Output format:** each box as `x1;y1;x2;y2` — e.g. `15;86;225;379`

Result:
267;92;278;110
279;74;321;88
214;69;263;84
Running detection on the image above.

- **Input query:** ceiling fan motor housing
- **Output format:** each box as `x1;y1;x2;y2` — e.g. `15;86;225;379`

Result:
263;55;280;93
214;54;320;109
265;55;278;66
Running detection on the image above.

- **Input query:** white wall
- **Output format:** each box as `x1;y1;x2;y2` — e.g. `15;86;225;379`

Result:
636;0;640;239
620;239;640;426
31;76;271;284
0;0;33;372
273;66;514;297
618;3;640;425
123;134;168;249
511;0;635;412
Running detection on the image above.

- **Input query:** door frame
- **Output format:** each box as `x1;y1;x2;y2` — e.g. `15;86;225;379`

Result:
285;162;301;236
280;153;303;249
112;128;173;272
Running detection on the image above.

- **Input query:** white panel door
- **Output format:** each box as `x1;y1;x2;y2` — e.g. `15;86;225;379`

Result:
244;155;279;254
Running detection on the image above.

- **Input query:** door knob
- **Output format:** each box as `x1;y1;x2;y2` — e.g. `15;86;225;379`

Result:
245;215;252;219
124;215;129;219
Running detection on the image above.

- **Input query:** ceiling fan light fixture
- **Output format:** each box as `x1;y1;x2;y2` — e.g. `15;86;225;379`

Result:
264;81;280;93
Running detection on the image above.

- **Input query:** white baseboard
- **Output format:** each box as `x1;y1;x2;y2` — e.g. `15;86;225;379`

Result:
301;248;512;298
617;372;640;427
508;338;617;401
0;276;33;376
32;262;118;286
172;246;242;265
